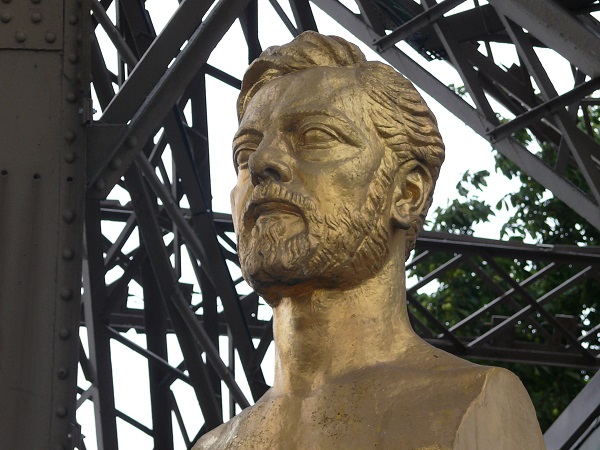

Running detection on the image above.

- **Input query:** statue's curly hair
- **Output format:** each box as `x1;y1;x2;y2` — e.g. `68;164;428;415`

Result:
237;31;445;257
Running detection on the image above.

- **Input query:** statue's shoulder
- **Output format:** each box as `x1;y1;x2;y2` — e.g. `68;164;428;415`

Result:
192;407;250;450
376;343;491;393
370;354;545;449
192;418;233;450
454;366;546;449
192;390;282;450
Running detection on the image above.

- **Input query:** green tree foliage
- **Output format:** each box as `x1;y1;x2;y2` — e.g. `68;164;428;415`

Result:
413;104;600;430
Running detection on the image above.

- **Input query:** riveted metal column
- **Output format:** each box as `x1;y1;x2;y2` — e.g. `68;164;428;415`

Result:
0;0;90;448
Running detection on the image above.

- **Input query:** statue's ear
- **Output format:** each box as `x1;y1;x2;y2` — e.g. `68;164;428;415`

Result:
391;162;433;230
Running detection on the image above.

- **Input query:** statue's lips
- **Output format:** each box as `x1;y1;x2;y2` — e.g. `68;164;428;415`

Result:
250;200;304;221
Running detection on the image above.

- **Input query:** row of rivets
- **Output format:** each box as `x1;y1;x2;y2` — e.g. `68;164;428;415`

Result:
1;2;58;46
0;171;47;178
55;2;86;443
57;0;82;411
0;12;44;23
62;39;78;302
11;29;50;43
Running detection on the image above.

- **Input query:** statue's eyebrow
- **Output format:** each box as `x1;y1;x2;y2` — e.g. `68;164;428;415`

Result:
285;109;363;145
233;127;262;147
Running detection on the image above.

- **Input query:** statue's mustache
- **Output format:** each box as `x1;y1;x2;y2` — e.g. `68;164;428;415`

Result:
243;182;317;224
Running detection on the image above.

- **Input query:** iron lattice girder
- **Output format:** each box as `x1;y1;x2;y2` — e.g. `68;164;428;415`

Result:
0;0;90;448
2;0;594;447
491;0;600;77
78;5;600;444
544;370;600;450
87;0;252;197
313;0;600;231
85;206;600;445
89;0;269;404
98;202;600;371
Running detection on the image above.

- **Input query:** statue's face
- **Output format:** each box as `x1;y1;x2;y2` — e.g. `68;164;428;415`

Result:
231;67;396;301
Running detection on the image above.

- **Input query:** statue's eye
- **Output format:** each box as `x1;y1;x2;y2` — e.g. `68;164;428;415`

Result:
234;148;253;170
299;126;339;146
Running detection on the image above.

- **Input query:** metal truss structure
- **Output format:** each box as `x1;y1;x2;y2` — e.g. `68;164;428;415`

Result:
1;0;599;449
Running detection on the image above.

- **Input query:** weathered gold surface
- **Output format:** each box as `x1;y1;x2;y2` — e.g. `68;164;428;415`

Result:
194;32;545;449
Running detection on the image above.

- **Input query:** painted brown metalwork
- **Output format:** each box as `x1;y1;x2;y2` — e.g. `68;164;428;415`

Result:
1;0;599;448
0;0;90;448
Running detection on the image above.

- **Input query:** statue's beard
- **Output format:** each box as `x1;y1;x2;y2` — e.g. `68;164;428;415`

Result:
237;155;396;303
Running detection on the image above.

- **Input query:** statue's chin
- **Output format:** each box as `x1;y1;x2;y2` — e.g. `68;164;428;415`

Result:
241;252;375;306
238;226;316;292
240;244;328;305
242;256;312;292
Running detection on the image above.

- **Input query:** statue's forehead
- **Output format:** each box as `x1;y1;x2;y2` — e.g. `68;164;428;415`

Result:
242;67;365;123
269;66;358;95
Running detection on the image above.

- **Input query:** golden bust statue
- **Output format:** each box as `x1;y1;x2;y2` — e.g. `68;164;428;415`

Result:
194;31;545;449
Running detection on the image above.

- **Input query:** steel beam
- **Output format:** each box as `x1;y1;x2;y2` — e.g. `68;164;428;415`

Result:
488;77;600;142
136;150;269;399
143;260;175;450
407;254;464;293
428;339;600;369
91;0;137;67
310;0;600;231
467;266;593;349
83;200;120;450
105;326;190;384
0;1;89;448
240;0;263;62
500;16;600;204
422;0;498;122
268;0;299;36
99;0;216;124
417;231;600;265
464;259;551;339
484;258;596;362
88;0;251;196
289;0;319;32
448;262;558;334
374;0;467;52
490;0;600;77
544;371;600;450
88;0;269;403
125;165;235;426
126;163;250;414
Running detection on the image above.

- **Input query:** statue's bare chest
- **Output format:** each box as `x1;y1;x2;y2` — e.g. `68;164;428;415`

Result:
214;377;480;450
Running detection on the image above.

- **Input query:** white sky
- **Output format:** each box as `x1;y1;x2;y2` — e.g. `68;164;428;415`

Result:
80;1;581;448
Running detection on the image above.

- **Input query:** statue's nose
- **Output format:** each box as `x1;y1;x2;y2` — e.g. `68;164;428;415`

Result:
248;141;293;186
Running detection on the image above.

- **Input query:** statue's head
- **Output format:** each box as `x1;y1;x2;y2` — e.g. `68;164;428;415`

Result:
231;31;444;303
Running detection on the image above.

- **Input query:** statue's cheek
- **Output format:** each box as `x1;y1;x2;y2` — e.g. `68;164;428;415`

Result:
230;182;250;230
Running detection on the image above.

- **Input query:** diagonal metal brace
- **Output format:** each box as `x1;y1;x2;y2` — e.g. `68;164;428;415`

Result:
373;0;467;52
87;0;252;198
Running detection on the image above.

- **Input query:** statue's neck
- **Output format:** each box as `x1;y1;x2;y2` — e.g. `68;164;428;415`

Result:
271;241;420;394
